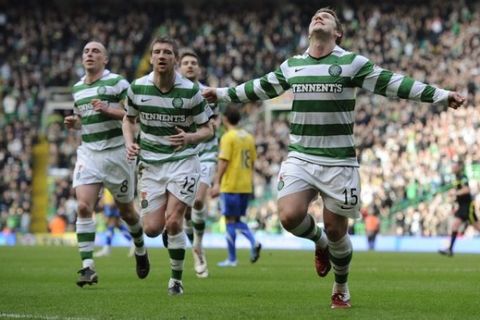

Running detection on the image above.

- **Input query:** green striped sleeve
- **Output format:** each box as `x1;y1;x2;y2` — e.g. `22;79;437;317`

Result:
259;76;279;98
227;88;241;102
352;60;374;88
373;70;394;96
420;85;435;103
397;77;415;99
245;81;260;101
127;96;138;110
119;88;128;100
274;68;290;90
191;100;207;116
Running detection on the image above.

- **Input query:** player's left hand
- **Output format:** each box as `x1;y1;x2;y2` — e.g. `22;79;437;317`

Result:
202;87;218;103
447;92;466;110
92;99;109;113
169;127;191;150
210;183;220;198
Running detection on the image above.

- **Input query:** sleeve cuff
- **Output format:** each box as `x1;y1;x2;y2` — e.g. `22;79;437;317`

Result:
433;88;450;105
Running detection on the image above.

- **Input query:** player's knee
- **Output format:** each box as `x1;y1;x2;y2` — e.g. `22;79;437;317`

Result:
144;226;161;237
193;200;204;211
278;206;302;230
324;224;344;242
279;213;299;231
118;206;138;224
77;201;92;217
166;219;182;234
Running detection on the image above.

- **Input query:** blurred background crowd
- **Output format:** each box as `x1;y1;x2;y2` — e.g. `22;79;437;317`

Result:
1;0;479;237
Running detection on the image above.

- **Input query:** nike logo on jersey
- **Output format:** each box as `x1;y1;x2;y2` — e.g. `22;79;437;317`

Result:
340;205;353;210
141;98;152;102
294;67;305;72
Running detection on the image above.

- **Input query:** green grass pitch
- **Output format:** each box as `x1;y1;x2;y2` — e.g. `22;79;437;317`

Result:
0;246;478;320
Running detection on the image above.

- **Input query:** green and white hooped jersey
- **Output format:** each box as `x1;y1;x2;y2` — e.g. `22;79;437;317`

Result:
217;46;450;167
72;70;129;151
127;72;212;164
197;82;219;163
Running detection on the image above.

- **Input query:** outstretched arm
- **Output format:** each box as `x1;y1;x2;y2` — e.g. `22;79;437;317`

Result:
351;55;465;109
203;62;291;104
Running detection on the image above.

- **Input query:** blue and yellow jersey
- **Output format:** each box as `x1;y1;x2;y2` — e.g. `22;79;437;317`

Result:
103;189;115;206
218;128;256;193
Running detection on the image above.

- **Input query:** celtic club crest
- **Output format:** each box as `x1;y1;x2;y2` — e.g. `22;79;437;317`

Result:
97;85;107;95
328;64;342;77
172;97;184;108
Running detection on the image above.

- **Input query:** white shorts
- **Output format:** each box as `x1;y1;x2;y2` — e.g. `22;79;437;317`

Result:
72;145;135;203
199;161;216;187
277;157;361;219
138;156;201;215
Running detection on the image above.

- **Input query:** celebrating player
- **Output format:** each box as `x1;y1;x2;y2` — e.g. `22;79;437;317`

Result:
203;8;465;308
178;49;219;278
123;37;213;296
65;41;149;288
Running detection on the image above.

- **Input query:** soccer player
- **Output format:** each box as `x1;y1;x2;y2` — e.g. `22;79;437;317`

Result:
123;37;213;296
178;49;219;278
94;189;135;257
203;8;465;308
65;41;149;288
439;162;480;256
210;106;262;267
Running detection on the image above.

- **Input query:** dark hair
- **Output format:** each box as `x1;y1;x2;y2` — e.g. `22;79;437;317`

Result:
315;8;344;45
150;37;179;57
224;105;241;125
179;49;199;63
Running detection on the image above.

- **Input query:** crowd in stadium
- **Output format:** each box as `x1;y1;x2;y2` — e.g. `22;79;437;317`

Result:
1;0;479;236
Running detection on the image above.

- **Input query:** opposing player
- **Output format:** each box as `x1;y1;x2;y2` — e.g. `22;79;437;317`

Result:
94;189;135;257
203;8;465;308
123;37;213;296
211;106;261;267
178;49;219;278
439;162;480;256
65;41;149;288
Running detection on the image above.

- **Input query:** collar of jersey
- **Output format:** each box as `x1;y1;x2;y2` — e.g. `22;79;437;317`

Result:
80;69;111;82
147;71;182;88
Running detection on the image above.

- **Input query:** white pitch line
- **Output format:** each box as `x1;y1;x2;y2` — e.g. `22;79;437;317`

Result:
0;312;96;320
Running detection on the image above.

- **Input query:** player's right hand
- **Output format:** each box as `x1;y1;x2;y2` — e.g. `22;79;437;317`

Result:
447;92;466;110
64;115;77;129
202;88;218;103
210;183;220;198
126;142;140;160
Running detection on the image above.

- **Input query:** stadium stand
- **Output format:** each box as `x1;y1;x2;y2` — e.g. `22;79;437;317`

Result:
1;0;479;238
